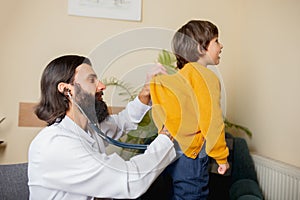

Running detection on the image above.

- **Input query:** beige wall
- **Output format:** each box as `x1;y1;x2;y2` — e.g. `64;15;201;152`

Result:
229;0;300;167
0;0;299;168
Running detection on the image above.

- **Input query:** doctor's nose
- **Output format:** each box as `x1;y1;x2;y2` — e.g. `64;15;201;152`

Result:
97;80;106;92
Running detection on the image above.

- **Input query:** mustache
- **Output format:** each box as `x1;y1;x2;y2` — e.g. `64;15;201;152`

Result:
95;91;104;101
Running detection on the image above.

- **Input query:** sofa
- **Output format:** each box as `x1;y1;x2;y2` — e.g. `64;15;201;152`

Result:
136;133;264;200
208;133;264;200
0;162;29;200
0;135;263;200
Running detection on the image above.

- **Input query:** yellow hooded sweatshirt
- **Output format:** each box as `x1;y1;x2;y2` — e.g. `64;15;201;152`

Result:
150;62;228;164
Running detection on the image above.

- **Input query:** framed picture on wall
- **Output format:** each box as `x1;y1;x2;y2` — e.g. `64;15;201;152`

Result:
68;0;142;21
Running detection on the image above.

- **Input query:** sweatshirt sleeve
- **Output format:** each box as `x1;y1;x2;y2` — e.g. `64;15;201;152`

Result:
198;69;229;164
181;63;229;163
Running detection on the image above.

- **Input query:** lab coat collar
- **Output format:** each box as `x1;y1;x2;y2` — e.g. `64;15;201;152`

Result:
57;116;96;146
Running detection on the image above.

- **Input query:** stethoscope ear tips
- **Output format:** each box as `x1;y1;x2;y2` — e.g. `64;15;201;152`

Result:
63;88;71;97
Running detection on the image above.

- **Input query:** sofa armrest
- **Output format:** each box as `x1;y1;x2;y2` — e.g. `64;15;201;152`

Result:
231;137;258;183
229;179;263;200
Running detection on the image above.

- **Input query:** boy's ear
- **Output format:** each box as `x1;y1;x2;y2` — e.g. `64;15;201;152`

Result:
197;44;206;55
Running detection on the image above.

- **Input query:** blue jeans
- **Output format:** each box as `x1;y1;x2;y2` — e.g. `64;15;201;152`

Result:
165;153;209;200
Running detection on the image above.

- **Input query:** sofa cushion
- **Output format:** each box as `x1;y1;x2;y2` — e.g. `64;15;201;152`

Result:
0;163;29;199
229;179;263;200
237;194;262;200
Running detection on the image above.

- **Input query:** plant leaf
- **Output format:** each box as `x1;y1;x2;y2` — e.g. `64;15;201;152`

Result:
157;49;177;74
224;118;252;138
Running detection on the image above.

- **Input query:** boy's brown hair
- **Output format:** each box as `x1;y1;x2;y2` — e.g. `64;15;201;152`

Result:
172;20;219;69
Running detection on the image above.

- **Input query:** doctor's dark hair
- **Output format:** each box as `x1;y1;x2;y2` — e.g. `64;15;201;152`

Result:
172;20;219;69
35;55;91;125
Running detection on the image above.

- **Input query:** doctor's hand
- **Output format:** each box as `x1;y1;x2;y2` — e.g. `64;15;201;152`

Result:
138;63;167;105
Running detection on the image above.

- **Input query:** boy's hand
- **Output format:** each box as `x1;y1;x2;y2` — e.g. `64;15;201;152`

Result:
217;162;230;175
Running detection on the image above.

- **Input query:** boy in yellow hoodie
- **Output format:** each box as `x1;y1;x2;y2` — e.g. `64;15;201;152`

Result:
150;20;230;199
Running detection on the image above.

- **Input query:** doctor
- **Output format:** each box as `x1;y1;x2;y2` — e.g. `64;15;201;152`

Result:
28;55;176;200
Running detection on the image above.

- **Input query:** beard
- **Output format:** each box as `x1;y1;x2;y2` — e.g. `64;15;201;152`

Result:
95;92;109;123
74;83;109;124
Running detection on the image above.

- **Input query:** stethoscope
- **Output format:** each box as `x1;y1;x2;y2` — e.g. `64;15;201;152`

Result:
68;92;148;150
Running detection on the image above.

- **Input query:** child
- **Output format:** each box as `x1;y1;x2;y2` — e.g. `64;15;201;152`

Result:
150;20;230;199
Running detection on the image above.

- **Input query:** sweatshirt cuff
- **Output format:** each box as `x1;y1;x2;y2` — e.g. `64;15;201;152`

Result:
216;158;228;165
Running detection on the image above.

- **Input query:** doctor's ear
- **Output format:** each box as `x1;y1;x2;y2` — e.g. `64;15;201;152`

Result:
57;82;71;96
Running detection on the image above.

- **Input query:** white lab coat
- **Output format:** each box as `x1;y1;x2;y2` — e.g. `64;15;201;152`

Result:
28;97;176;200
